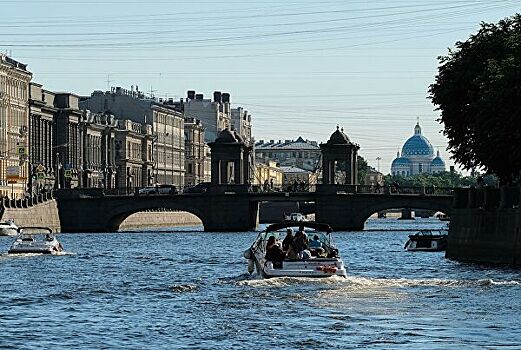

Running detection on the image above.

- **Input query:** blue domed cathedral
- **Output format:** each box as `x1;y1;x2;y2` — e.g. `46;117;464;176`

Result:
391;122;445;176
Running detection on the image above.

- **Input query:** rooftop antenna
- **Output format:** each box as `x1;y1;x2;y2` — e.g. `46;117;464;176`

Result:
106;74;112;91
149;86;157;99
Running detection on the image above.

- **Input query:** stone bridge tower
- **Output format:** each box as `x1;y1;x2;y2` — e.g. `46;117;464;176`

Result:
320;126;360;185
209;128;249;185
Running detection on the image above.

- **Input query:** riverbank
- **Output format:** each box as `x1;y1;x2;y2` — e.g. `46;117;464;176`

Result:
0;202;202;232
119;211;202;230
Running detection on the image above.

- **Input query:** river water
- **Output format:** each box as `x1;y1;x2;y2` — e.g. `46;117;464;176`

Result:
1;218;520;349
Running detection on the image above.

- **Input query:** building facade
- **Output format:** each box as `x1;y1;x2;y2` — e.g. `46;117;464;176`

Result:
28;83;56;193
231;106;252;146
80;111;118;188
364;167;384;186
184;117;208;186
53;93;83;189
183;90;232;143
253;160;283;189
0;55;32;198
255;137;321;172
280;165;318;191
114;119;153;188
391;122;446;176
80;87;185;187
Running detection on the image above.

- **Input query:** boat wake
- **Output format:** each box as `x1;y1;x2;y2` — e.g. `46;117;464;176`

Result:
170;284;199;293
0;251;74;258
236;275;521;289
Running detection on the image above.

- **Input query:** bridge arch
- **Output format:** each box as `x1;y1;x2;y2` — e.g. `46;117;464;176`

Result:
315;194;453;231
105;200;207;232
357;199;450;226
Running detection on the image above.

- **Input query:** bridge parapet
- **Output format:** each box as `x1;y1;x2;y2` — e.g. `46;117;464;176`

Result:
208;184;249;194
315;184;454;196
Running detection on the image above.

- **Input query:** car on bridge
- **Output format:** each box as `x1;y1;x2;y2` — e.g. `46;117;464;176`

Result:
183;182;210;194
138;184;178;195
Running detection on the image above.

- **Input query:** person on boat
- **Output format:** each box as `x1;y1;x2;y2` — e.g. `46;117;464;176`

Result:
265;236;285;264
309;235;322;249
282;228;294;252
293;226;309;255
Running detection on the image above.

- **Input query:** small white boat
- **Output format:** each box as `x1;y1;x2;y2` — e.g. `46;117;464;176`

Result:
404;229;448;252
0;219;18;236
244;222;347;278
8;227;64;255
283;213;308;222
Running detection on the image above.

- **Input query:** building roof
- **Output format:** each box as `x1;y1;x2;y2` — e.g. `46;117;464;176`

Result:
279;166;311;173
214;129;239;143
391;157;411;167
255;137;319;150
401;122;434;157
431;151;446;166
327;126;351;145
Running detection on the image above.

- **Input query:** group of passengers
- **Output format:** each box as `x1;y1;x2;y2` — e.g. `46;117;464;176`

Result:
265;225;327;264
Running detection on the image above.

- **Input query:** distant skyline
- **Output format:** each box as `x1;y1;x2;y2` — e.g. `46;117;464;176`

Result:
1;0;519;173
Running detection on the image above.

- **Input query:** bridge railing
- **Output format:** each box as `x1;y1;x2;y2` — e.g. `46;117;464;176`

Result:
55;184;455;198
315;184;454;196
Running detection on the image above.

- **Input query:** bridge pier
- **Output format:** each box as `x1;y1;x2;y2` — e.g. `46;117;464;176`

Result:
314;192;365;231
203;194;259;232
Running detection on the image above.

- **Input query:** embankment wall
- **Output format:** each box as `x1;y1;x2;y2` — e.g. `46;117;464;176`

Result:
1;200;61;232
1;201;202;233
447;187;521;266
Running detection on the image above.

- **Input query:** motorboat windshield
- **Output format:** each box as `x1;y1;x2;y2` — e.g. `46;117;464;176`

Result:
17;227;54;240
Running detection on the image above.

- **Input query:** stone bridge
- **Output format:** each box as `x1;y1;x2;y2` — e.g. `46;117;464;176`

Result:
56;185;453;232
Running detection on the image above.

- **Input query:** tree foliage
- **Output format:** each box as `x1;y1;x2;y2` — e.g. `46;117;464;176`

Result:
384;171;498;188
429;14;521;183
357;155;368;185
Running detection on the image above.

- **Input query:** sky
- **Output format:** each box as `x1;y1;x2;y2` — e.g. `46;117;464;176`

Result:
1;0;519;174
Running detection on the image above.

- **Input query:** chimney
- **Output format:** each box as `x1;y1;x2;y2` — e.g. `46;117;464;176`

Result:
195;93;204;100
213;91;222;103
187;90;195;100
222;92;230;103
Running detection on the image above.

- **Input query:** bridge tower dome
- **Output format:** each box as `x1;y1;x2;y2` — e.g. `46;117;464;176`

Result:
320;126;360;185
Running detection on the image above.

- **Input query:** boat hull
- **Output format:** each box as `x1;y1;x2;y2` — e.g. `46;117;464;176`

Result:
8;241;63;255
0;227;18;236
405;236;447;252
254;256;347;278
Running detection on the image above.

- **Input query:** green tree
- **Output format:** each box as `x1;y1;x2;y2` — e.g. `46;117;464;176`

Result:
384;171;498;188
429;14;521;184
357;155;368;185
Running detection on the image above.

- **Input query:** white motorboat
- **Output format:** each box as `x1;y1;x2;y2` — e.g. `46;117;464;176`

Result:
0;219;18;236
404;229;448;252
244;222;347;278
8;227;64;255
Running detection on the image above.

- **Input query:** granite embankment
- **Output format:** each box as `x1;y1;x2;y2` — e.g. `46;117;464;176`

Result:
1;199;61;232
1;198;202;232
448;187;521;266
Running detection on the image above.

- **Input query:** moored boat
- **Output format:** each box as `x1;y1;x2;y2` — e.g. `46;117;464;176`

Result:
404;229;448;252
283;212;308;222
8;227;64;255
0;219;18;236
244;221;347;278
